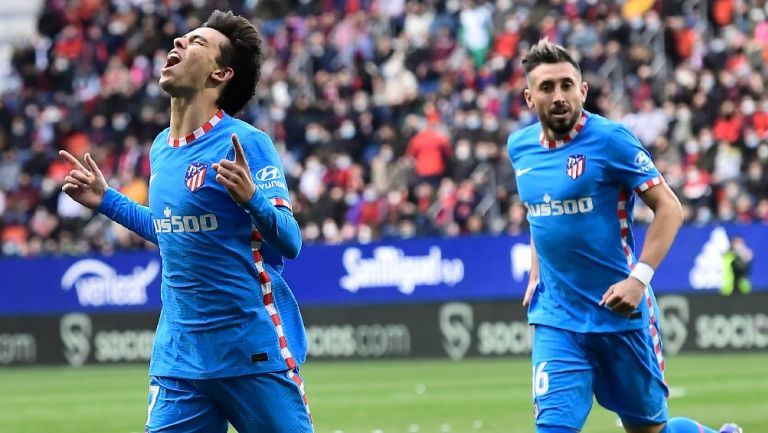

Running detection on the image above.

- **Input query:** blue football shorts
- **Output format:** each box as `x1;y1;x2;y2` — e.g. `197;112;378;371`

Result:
531;324;669;432
145;369;313;433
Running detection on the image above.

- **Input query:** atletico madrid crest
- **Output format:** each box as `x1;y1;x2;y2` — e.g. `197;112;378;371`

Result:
566;154;586;180
185;162;208;192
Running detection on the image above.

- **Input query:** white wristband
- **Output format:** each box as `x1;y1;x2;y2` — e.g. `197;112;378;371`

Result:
630;262;654;287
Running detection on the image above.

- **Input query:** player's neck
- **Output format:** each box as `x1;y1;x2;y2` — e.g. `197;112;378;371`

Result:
541;128;564;142
542;109;584;142
169;96;221;138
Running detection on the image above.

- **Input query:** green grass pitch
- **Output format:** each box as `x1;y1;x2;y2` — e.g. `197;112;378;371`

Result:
1;354;766;433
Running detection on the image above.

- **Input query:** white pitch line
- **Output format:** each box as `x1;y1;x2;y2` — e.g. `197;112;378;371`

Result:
669;387;687;398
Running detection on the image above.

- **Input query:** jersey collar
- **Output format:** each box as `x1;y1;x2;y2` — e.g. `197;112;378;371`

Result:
167;109;225;148
539;110;588;149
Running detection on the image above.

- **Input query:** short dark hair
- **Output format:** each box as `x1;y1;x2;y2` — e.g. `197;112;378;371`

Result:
204;10;264;115
522;38;580;76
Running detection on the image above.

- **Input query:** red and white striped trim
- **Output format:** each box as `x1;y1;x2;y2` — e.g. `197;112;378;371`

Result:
617;190;633;269
288;370;313;424
271;197;292;212
635;175;664;193
539;111;588;149
617;189;665;376
167;110;225;148
643;285;665;375
250;229;297;370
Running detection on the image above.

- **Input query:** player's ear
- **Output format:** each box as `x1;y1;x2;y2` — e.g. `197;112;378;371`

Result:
211;67;234;85
524;88;534;109
581;81;588;103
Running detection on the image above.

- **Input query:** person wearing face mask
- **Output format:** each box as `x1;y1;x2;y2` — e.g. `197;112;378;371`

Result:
461;109;486;143
451;138;478;181
480;112;504;144
333;119;362;160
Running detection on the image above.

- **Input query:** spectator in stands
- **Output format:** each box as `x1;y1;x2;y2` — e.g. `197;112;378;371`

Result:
406;117;452;187
1;0;768;256
721;235;753;295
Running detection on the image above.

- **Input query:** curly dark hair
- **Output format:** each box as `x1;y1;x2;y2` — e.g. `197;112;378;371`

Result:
203;10;264;115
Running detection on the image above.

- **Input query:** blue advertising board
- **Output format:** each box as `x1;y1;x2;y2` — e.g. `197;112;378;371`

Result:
3;251;162;315
2;225;767;315
287;224;768;305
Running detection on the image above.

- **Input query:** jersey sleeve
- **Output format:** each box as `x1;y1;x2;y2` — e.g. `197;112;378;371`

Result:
98;188;158;244
232;130;301;259
605;125;665;194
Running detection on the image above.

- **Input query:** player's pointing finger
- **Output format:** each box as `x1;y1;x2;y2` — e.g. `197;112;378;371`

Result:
232;133;248;168
59;150;90;175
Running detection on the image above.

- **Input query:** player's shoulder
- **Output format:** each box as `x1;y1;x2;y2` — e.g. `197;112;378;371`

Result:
150;127;171;158
588;111;644;142
153;126;171;144
583;111;623;139
506;121;541;154
225;116;272;146
221;115;279;162
584;112;649;166
507;121;540;143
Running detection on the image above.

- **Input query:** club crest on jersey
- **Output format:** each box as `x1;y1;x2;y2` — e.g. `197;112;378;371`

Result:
566;154;586;180
185;162;207;192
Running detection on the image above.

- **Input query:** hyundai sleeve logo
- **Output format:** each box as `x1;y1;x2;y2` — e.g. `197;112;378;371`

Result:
255;165;281;181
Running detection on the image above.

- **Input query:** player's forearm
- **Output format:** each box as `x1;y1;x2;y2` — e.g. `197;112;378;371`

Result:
243;189;302;259
529;237;540;284
637;199;683;269
98;188;159;244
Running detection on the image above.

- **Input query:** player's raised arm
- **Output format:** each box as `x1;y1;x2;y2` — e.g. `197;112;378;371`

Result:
214;133;302;259
59;150;158;244
59;151;107;209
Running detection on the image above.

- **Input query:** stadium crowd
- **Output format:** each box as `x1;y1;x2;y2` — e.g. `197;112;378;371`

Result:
1;0;767;256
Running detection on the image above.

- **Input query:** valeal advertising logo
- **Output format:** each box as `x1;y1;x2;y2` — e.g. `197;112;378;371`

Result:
61;259;160;307
340;246;464;294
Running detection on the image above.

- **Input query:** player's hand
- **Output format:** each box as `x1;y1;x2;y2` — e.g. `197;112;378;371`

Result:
213;133;256;204
599;277;646;316
522;280;538;307
59;150;108;210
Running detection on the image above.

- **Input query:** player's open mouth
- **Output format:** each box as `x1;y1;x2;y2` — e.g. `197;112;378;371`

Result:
162;52;182;71
551;108;570;117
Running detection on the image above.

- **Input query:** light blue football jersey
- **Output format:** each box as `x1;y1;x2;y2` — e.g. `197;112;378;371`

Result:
100;111;307;378
508;110;664;333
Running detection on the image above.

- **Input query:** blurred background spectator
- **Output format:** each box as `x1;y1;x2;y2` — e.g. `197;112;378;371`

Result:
0;0;767;257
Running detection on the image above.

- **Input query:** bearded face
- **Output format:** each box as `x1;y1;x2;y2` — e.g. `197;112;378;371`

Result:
524;62;588;139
